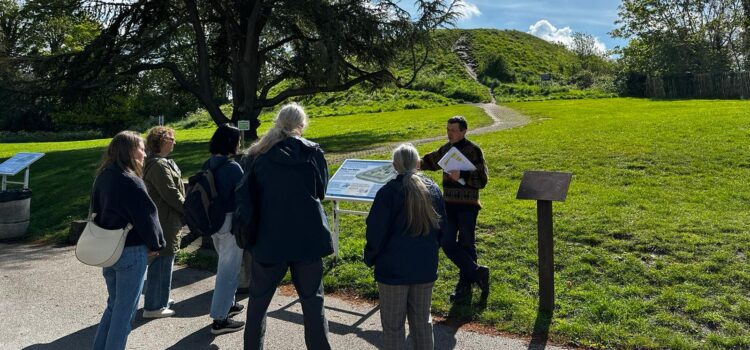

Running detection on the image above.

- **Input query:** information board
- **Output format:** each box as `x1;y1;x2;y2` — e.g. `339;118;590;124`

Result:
237;120;250;131
326;159;397;201
0;153;45;176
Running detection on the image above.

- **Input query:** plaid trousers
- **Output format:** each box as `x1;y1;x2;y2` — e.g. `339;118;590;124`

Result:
377;282;435;350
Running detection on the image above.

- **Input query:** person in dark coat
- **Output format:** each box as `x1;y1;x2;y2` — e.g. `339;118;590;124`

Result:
364;143;445;350
91;131;165;350
420;115;490;302
238;102;332;350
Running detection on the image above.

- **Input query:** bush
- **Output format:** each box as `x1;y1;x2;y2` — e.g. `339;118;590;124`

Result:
0;130;104;143
477;52;515;83
51;95;148;135
570;70;595;89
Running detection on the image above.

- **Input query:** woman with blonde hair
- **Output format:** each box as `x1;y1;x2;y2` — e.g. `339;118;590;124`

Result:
91;131;165;350
364;143;446;350
141;126;184;318
236;102;333;350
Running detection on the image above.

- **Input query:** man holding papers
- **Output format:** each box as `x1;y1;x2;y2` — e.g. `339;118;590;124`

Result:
420;116;490;303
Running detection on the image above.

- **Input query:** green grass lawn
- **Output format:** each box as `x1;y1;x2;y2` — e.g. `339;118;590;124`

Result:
0;104;490;242
5;97;750;349
327;98;750;349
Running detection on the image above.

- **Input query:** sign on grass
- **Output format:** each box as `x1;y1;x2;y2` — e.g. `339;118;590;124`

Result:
326;159;397;201
0;153;45;176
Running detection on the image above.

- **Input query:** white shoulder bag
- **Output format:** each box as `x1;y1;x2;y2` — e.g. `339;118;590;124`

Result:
75;213;133;267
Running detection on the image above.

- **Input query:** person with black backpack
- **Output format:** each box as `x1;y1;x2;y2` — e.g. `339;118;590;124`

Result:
191;124;246;334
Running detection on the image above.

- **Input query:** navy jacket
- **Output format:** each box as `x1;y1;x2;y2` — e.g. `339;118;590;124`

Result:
91;165;165;250
244;136;333;264
202;156;243;212
363;174;445;285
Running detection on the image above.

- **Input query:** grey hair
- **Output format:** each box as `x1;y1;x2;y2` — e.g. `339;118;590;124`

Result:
392;143;440;237
247;102;309;157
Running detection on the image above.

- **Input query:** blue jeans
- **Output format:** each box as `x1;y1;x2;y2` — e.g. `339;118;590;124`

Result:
210;214;243;320
441;204;480;283
93;245;148;350
143;254;175;311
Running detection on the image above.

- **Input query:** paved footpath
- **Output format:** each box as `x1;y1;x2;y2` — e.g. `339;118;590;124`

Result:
0;243;570;350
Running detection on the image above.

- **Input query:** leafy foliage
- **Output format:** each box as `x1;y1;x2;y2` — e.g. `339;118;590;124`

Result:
613;0;747;74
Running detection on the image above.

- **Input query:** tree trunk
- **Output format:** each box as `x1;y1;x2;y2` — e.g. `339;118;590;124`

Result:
231;98;262;141
744;0;750;70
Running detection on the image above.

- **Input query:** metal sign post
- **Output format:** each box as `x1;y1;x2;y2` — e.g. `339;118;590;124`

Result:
0;153;45;191
326;159;397;256
516;170;572;313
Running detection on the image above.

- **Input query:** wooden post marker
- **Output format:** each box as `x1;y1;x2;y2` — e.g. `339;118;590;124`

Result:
516;171;572;313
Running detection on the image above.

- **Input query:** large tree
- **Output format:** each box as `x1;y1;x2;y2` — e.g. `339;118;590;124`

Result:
743;0;750;69
613;0;746;74
0;0;103;131
25;0;459;139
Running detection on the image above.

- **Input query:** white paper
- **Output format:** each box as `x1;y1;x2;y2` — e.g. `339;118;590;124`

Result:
438;147;476;172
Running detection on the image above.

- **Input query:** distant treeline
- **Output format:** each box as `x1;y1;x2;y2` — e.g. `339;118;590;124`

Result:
621;72;750;99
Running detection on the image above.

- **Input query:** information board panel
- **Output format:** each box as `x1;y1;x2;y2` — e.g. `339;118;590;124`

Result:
0;153;45;176
326;159;397;202
516;171;572;202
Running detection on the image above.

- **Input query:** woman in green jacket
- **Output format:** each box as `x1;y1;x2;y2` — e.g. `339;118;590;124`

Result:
141;126;185;318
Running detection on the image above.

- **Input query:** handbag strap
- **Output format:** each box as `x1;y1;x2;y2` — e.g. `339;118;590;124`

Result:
88;177;97;221
89;176;133;231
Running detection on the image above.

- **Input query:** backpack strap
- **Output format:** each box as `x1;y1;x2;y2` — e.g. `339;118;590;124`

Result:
205;156;232;200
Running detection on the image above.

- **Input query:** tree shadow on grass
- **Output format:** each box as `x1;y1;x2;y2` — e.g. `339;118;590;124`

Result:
308;131;403;154
15;128;400;243
17;141;210;244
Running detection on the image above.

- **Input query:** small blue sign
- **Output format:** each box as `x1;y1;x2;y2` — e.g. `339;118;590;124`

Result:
0;153;45;176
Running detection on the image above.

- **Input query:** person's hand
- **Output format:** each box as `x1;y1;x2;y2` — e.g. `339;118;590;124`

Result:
148;250;159;257
448;170;461;182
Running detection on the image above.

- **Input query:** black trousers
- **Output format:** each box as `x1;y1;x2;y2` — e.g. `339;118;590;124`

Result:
243;258;331;350
441;204;480;283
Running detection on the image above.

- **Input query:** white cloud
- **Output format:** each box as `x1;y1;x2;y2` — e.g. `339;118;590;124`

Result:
456;1;481;20
528;19;606;53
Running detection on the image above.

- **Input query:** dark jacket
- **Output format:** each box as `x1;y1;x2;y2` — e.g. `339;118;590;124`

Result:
202;155;243;213
421;138;488;208
363;174;445;285
91;165;165;251
143;156;185;255
245;136;333;264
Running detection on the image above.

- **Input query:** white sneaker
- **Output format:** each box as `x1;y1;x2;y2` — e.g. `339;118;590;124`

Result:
142;307;175;318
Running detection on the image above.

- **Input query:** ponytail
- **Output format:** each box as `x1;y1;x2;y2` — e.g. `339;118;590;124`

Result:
392;143;440;236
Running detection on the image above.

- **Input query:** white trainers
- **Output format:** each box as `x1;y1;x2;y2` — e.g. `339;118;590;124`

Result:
142;307;175;319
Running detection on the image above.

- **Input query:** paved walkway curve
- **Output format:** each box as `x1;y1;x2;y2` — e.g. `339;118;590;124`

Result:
324;103;531;165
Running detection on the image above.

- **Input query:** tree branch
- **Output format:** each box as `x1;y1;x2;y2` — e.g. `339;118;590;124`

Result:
260;70;394;107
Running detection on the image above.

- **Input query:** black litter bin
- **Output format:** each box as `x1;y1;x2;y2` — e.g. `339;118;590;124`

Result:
0;189;32;239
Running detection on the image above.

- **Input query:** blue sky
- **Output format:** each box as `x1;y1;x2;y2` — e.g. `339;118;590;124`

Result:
409;0;629;53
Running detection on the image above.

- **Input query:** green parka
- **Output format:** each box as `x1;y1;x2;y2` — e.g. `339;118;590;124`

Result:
143;156;185;255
